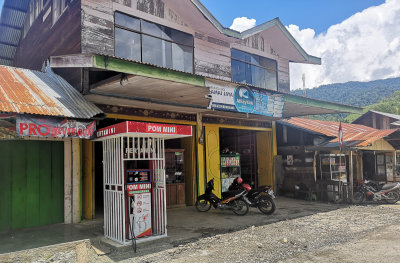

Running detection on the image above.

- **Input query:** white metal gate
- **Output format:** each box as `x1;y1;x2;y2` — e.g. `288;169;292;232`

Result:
102;135;167;244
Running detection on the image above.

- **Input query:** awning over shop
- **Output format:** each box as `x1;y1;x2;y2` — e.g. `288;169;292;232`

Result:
0;64;104;119
50;54;362;120
280;117;400;150
95;121;193;140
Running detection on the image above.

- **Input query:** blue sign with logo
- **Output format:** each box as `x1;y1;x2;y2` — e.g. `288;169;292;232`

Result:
233;86;255;113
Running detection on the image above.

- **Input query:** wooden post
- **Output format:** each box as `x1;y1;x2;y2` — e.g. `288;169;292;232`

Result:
196;113;205;196
349;151;354;203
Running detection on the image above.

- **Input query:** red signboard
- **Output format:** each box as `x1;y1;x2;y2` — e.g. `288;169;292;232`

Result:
17;116;96;139
96;121;192;139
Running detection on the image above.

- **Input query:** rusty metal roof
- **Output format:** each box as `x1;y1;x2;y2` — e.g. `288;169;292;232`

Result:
0;65;103;119
281;117;376;137
280;117;398;147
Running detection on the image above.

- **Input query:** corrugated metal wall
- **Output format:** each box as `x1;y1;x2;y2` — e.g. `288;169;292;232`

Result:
0;140;64;231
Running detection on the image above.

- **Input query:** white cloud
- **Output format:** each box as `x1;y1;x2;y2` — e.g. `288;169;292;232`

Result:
288;0;400;90
230;17;256;32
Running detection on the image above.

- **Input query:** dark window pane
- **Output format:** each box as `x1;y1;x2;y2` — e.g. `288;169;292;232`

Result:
232;59;246;83
245;63;252;84
115;28;141;61
259;56;277;70
172;43;193;72
115;12;140;31
142;20;163;38
142;35;174;68
266;68;277;90
231;49;246;61
142;35;163;66
164;41;173;69
251;54;260;66
170;29;193;46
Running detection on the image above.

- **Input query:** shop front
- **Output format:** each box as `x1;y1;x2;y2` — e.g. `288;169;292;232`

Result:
0;65;103;232
94;121;193;244
0;115;100;232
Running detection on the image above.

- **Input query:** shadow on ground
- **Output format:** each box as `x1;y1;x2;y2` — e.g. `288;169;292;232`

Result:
0;197;344;261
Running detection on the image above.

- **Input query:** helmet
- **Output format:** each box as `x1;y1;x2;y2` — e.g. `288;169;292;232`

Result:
243;184;251;191
236;177;243;184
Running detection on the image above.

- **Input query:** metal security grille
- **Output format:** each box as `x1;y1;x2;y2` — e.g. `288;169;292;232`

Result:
102;135;167;244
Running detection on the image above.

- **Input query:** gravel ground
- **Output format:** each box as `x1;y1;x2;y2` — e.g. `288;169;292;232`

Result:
2;203;400;262
126;204;400;263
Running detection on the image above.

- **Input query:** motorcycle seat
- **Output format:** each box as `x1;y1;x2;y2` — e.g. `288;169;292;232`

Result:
381;183;399;190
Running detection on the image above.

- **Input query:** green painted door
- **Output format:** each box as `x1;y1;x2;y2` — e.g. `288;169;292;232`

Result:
0;140;64;231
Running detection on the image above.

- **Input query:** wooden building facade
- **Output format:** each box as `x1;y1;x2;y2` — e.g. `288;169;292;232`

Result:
277;118;400;202
0;0;362;227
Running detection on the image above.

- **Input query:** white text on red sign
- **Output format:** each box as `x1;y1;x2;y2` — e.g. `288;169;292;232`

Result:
146;124;177;134
127;183;151;191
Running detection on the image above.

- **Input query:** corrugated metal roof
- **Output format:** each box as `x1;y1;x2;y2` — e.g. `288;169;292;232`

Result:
281;117;375;137
280;117;397;147
0;0;29;65
0;65;103;119
369;110;400;120
352;110;400;124
330;129;397;147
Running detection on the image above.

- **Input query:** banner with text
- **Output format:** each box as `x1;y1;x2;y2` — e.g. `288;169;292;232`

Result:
206;80;284;118
17;116;96;139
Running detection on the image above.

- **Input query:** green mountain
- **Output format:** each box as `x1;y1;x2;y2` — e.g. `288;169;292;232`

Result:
345;90;400;122
291;77;400;107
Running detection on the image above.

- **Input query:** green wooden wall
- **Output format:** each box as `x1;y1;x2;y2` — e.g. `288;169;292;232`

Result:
0;140;64;231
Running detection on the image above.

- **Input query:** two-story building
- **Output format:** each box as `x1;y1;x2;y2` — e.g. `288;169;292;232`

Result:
0;0;362;243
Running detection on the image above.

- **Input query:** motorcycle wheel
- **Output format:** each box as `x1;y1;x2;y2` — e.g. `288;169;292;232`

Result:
257;196;276;215
232;199;249;216
195;198;212;212
353;192;364;205
385;191;399;204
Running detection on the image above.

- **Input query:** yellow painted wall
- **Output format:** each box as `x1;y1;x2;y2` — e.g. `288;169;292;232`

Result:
82;140;94;220
205;125;221;197
257;131;275;188
361;138;395;151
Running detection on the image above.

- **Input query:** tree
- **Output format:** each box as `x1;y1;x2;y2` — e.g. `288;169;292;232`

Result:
345;91;400;122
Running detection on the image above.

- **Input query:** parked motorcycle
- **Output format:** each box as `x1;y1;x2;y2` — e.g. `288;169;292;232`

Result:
195;179;249;216
353;180;400;204
229;178;276;215
365;180;400;195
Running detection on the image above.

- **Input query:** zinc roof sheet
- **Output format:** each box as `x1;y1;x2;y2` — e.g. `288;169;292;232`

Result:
281;117;397;147
281;117;376;137
0;65;103;119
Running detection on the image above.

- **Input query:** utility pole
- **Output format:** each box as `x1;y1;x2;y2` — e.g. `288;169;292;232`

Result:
302;73;306;97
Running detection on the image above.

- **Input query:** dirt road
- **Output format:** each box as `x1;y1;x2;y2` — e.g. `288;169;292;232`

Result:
131;204;400;263
2;203;400;262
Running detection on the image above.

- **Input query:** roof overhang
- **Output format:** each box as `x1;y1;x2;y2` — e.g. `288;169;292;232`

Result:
0;0;29;66
94;121;193;141
50;54;362;120
190;0;320;65
0;64;104;119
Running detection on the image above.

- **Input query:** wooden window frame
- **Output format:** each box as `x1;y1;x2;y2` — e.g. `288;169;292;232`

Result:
114;11;195;73
231;48;278;90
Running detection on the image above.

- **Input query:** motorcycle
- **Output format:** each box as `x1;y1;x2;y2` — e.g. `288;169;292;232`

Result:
229;177;276;215
353;180;400;204
195;179;249;216
365;180;400;195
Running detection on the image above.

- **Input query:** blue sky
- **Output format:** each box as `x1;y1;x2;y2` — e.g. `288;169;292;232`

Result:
201;0;385;34
199;0;400;90
1;0;398;89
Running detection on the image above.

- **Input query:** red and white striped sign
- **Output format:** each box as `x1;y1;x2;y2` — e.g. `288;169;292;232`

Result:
96;121;192;139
